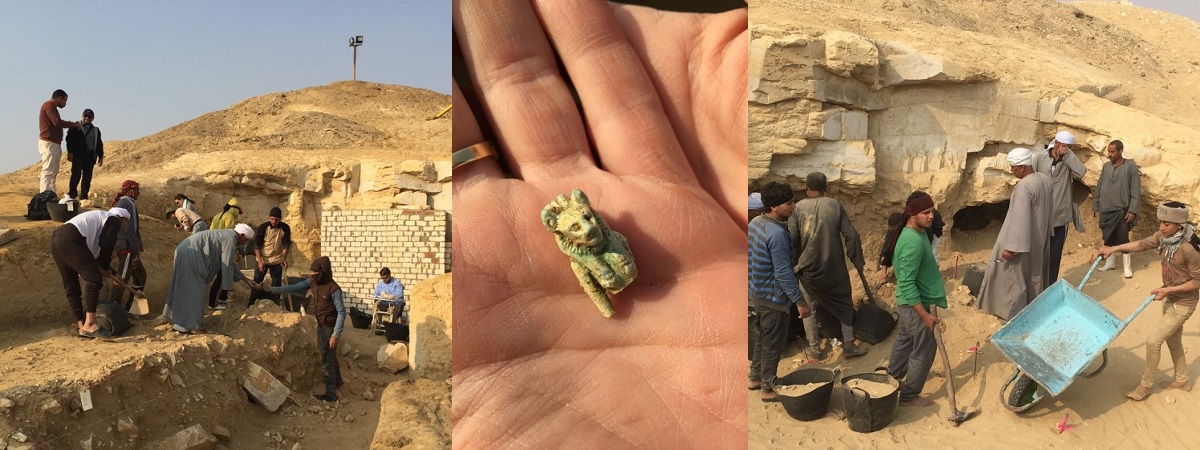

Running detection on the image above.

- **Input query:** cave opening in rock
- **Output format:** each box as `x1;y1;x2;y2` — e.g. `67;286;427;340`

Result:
952;200;1011;231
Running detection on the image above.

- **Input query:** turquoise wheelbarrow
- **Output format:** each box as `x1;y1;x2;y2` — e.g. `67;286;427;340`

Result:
990;256;1156;413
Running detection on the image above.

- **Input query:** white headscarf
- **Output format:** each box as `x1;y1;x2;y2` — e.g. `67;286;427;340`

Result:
234;223;255;240
108;207;130;220
1006;147;1033;167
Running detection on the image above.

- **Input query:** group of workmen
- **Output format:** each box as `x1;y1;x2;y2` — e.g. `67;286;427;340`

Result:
749;130;1200;405
37;88;374;402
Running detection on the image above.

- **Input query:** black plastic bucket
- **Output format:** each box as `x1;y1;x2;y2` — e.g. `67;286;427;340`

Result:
840;368;900;433
776;368;837;421
96;301;132;336
47;201;80;222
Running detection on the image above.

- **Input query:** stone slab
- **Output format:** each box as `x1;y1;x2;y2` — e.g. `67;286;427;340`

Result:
242;362;290;413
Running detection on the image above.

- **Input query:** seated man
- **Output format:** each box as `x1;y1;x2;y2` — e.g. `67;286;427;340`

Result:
374;267;405;322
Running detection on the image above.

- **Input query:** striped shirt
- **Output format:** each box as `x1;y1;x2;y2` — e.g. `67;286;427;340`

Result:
749;215;804;306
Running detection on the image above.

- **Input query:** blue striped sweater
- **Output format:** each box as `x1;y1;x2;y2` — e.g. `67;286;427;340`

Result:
748;215;804;306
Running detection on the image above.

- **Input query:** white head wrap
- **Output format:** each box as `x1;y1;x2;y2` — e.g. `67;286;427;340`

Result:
234;223;255;240
1006;147;1033;167
1054;130;1075;145
108;207;130;220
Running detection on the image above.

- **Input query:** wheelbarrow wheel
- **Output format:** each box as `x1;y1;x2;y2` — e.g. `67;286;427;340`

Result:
1007;374;1039;407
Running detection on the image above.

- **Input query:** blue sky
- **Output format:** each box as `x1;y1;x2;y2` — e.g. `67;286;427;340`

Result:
0;1;449;174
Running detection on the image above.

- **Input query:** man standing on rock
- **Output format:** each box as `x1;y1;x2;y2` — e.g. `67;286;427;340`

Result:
1094;140;1141;278
748;182;810;402
248;207;291;307
788;171;868;357
38;89;80;195
1097;202;1200;401
885;193;946;407
977;148;1054;321
260;256;347;402
65;108;103;200
163;225;259;334
1031;130;1086;282
109;180;146;310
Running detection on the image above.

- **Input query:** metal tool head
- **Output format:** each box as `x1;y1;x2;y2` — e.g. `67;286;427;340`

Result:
948;409;979;426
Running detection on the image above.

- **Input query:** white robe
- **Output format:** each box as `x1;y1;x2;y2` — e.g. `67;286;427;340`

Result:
977;172;1054;321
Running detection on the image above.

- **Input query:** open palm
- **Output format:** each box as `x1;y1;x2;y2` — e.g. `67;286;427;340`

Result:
452;1;747;447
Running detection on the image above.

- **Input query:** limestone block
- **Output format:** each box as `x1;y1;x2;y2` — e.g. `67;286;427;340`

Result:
877;40;986;87
805;109;843;141
400;160;437;182
999;97;1039;121
377;343;409;373
398;191;428;206
395;174;443;194
1037;97;1064;123
842;110;869;140
988;115;1039;145
811;69;887;110
147;425;218;450
242;362;291;413
431;190;452;211
434;161;452;183
1127;147;1162;167
769;140;876;188
821;30;879;83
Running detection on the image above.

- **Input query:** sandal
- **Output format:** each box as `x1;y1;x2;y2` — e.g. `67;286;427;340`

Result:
79;329;113;340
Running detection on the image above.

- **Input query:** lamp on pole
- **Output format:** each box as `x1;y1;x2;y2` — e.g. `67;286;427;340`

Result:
348;35;364;80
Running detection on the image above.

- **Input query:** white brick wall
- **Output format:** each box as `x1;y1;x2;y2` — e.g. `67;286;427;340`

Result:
320;209;450;311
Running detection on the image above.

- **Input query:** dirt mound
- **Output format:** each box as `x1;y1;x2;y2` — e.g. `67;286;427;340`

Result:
408;274;451;380
2;81;450;185
370;379;451;449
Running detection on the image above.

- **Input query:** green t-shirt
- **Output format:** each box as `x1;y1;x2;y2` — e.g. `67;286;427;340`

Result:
894;227;948;308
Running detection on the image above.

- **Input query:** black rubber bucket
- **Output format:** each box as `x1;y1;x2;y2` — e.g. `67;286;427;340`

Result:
46;201;80;222
96;301;132;336
776;368;837;421
840;368;900;433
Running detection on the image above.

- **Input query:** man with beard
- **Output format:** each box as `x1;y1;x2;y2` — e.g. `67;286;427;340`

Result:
748;182;810;402
1094;140;1142;278
977;148;1054;320
788;171;868;357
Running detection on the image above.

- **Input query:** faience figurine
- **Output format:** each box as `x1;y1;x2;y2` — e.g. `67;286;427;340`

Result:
541;189;638;317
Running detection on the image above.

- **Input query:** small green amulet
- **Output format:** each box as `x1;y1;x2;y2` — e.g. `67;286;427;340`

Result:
540;189;638;318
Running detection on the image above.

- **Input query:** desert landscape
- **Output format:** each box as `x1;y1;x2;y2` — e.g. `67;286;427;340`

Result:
0;81;451;449
749;0;1200;447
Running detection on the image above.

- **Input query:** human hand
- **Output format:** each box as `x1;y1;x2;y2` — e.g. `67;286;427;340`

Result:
328;336;338;349
1152;286;1170;301
1097;246;1113;259
1001;249;1015;261
921;312;939;331
1125;212;1135;223
798;302;812;318
453;1;746;446
256;260;264;272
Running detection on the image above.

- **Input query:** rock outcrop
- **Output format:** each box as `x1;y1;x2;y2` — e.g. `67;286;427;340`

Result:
750;0;1200;231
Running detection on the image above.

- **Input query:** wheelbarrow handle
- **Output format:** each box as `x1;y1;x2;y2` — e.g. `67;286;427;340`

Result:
1077;256;1104;290
1121;294;1158;327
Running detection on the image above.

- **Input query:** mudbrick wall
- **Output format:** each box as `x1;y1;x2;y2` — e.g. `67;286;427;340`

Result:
320;209;450;311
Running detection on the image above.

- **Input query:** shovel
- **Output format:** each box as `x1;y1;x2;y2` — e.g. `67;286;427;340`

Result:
932;309;978;426
854;266;881;306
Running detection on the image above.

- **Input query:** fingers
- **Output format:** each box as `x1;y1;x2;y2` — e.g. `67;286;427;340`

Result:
454;0;595;181
532;0;694;185
452;79;503;187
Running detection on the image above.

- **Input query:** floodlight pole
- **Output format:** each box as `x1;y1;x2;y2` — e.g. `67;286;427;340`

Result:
349;35;364;80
